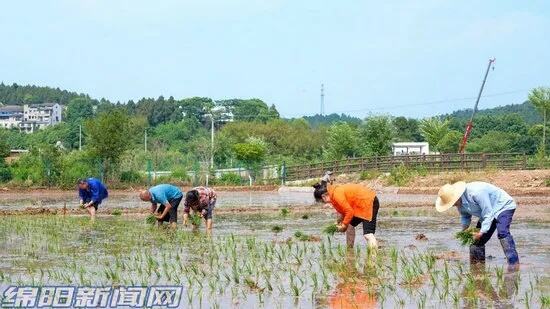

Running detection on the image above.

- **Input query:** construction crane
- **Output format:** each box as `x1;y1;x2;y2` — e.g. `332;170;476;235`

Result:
459;58;496;153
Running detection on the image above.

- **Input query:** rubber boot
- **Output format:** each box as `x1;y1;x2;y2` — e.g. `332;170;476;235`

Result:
469;244;485;264
500;235;519;265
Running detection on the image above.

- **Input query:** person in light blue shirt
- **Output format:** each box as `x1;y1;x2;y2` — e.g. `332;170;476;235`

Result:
139;184;183;227
435;181;519;267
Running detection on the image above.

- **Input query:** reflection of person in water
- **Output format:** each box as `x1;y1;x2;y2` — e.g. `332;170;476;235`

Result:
462;262;519;308
328;251;377;309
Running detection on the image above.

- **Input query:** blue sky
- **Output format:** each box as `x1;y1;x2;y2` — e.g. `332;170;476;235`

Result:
1;1;549;118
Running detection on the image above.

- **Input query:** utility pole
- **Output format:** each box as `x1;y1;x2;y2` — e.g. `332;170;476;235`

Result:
321;83;325;115
79;125;82;151
459;58;496;153
144;129;148;152
205;113;214;169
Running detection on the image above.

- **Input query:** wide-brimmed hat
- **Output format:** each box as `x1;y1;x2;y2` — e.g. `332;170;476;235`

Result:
435;181;466;212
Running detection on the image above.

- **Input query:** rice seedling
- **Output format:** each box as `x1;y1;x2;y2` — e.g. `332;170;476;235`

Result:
293;231;311;241
111;209;122;216
455;227;480;246
322;224;338;235
271;225;283;233
301;214;309;220
280;208;290;217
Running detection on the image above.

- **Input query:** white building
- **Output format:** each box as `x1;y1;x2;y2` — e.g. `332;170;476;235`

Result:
0;105;23;129
392;142;430;156
20;103;63;133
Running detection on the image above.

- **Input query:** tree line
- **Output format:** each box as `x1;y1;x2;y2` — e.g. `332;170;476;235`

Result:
0;84;549;187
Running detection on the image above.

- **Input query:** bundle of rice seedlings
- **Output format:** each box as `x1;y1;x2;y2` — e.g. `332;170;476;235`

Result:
301;214;309;220
146;214;156;224
111;209;122;216
455;227;480;246
280;208;290;217
271;225;283;233
323;224;338;236
190;214;202;226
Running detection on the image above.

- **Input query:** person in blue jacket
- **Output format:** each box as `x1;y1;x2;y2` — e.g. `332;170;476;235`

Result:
436;181;519;268
139;184;183;227
78;178;109;220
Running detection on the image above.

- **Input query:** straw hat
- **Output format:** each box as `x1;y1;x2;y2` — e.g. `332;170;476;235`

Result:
435;181;466;212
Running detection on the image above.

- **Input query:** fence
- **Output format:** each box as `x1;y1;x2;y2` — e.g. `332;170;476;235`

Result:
285;153;528;181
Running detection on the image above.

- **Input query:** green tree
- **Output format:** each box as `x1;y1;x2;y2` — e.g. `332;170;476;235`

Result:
528;87;550;156
436;130;462;153
325;122;359;160
85;109;131;178
0;139;10;183
233;137;267;182
419;118;449;151
358;116;394;156
466;131;516;153
65;98;94;123
393;117;422;142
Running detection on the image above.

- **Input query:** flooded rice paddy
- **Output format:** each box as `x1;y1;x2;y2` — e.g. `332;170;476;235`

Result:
0;191;549;308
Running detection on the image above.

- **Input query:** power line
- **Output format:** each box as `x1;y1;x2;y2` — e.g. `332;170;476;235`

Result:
283;88;528;118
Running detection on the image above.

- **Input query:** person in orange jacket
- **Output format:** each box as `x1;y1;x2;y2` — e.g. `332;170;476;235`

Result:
314;182;379;248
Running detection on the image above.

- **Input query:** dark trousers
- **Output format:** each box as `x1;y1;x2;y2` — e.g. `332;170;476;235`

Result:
349;197;380;234
157;196;183;223
474;209;515;246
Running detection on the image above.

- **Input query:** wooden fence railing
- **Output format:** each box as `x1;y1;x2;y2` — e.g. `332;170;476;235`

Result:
285;153;527;181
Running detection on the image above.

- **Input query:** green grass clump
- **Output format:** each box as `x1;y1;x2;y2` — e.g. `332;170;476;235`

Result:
455;227;480;246
545;177;550;187
388;164;414;187
146;214;156;224
360;170;381;180
280;208;290;217
111;209;122;216
301;214;309;220
190;214;202;226
271;225;283;233
322;224;338;236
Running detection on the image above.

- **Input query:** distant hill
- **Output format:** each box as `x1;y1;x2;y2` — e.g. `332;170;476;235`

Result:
301;113;362;127
0;82;93;106
445;101;541;125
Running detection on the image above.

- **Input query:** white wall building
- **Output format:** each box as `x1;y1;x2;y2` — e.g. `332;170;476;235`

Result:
392;142;430;156
0;105;23;129
21;103;63;133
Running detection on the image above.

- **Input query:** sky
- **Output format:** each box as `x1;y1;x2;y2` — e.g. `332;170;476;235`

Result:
1;0;549;119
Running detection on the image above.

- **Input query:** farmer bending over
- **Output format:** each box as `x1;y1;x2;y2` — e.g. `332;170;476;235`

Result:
78;178;108;221
139;184;183;227
314;182;379;249
436;181;519;268
184;186;217;234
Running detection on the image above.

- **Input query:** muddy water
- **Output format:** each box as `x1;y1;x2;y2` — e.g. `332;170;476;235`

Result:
0;190;437;210
0;192;549;308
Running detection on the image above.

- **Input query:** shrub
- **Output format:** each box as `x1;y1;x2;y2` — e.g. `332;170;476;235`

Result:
58;151;100;189
0;160;11;183
387;164;414;186
360;170;380;180
216;173;243;186
10;152;47;186
171;167;189;182
414;165;428;177
120;170;143;183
